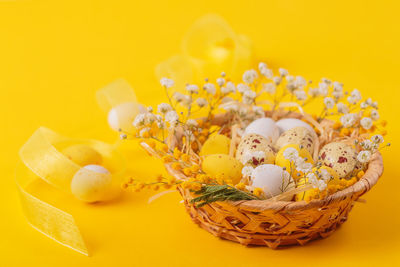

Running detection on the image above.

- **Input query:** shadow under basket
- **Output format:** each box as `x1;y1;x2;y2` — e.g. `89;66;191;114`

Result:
168;152;383;249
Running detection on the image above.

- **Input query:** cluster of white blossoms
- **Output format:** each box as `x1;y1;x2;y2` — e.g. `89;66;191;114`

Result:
356;134;386;163
282;147;328;190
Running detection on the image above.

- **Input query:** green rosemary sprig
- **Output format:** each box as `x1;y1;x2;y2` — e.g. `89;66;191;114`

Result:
190;184;259;207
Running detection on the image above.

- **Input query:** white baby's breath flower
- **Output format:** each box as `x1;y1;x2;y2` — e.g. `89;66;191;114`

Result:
370;109;380;121
360;140;373;150
260;67;273;78
294;90;307;101
317;180;327;191
242;165;254;177
357;150;371;163
273;76;282;85
195;97;208;107
203;83;216;95
360;117;373;130
186;84;199;94
318;82;329;96
371;101;378;109
296;161;313;173
173;92;186;102
216;77;225;87
332;90;343;99
242;90;256;104
157;103;172;114
144;112;156;124
165;110;179;126
160;77;174;88
306;172;318;186
279;68;289;77
237;83;250;93
258;62;267;70
324;97;335;109
284;75;294;84
221;81;236;94
186;119;198;127
371;134;384;144
348;89;362;104
133;113;146;127
242;69;258;84
262;83;276;94
333;81;343;92
295;76;307;88
283;147;299;161
252;106;265;117
340;113;357;128
337;102;349;114
319;169;332;182
360;101;369;109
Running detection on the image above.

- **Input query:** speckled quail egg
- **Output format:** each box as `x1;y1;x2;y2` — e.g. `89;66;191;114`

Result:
251;164;295;199
275;126;315;155
244;118;280;144
319;142;357;178
276;118;315;135
235;134;275;166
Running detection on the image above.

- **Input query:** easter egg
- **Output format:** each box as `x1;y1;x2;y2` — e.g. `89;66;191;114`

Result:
202;154;243;184
107;102;141;133
244;118;280;143
235;134;275;166
275;126;315;154
199;134;231;156
71;164;119;203
275;144;314;180
319;142;357;178
276;118;315;135
251;164;295;199
62;144;102;166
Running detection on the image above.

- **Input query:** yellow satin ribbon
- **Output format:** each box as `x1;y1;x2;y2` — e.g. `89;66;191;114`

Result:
17;127;126;256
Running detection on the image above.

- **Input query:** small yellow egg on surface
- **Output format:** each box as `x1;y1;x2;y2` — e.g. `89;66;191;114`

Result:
275;144;314;180
71;164;119;203
107;102;141;133
199;134;231;156
201;154;243;184
62;144;102;166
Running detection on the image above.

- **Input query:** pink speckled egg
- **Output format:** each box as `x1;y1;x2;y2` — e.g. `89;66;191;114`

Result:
319;142;357;178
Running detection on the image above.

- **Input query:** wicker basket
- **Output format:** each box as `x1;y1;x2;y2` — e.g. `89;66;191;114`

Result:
145;111;384;249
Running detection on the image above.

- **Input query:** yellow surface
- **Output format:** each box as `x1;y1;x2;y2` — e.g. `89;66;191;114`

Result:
1;0;400;266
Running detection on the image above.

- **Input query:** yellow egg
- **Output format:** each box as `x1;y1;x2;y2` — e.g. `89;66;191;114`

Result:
62;144;102;166
201;154;243;184
275;144;314;180
199;134;231;156
71;165;120;203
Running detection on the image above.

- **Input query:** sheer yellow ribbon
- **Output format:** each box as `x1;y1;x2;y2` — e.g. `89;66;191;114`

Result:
17;127;126;256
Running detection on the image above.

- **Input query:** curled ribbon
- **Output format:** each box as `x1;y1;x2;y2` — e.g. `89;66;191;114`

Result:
17;127;126;256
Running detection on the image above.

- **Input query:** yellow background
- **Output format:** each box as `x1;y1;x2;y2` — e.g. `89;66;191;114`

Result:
1;0;400;266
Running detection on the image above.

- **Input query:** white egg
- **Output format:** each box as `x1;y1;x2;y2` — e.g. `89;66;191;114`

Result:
276;118;315;135
71;164;119;203
244;118;280;143
107;102;142;133
251;164;294;198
